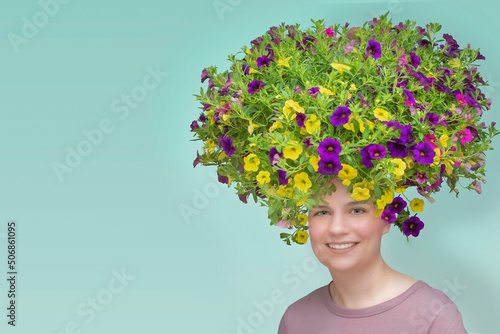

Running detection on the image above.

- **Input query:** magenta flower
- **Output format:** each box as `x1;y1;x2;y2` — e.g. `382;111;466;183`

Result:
330;106;351;126
221;137;236;157
415;171;428;184
423;134;438;148
248;80;266;94
381;210;396;224
403;216;424;237
190;121;199;131
413;143;436;165
318;139;342;159
257;55;272;68
388;197;407;215
307;87;320;98
296;112;307;128
456;128;473;145
325;27;335;37
403;90;416;106
201;68;209;83
294;85;303;94
366;39;382;59
318;157;342;175
456;93;467;105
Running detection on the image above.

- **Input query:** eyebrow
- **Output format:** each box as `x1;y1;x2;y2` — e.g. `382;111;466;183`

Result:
312;201;367;210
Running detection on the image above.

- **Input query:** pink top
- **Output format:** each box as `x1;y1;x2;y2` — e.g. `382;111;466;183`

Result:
278;280;468;334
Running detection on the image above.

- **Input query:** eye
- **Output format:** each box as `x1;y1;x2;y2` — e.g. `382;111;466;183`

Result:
350;208;365;215
314;210;329;216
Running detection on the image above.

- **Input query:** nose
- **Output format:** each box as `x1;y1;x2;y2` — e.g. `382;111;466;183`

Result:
327;211;349;234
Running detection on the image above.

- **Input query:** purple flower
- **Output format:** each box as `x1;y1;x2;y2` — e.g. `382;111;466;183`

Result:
318;139;342;159
403;90;416;106
357;93;371;109
417;39;431;48
381;210;396;224
296;112;307;128
400;124;414;145
330;106;351;126
277;169;289;185
413;143;436;165
307;87;320;98
388;197;407;215
217;170;229;185
424;112;439;126
415;171;428;184
387;139;408;159
190;121;199;131
241;64;250;75
360;144;386;168
221;137;236;157
193;152;201;168
403;216;424;237
248;80;266;94
407;52;420;69
318;157;342;175
366;39;382;59
294;85;302;94
269;148;282;167
257;55;272;68
303;137;313;148
472;180;482;194
201;68;209;83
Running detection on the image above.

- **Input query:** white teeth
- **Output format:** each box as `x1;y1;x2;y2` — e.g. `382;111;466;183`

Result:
328;243;356;249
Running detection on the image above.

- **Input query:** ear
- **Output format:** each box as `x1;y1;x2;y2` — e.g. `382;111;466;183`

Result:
381;222;391;235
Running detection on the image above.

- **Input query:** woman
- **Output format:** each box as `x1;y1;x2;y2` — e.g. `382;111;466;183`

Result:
278;177;468;333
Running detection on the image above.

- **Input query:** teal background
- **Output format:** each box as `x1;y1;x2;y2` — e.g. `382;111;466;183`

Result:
1;0;499;333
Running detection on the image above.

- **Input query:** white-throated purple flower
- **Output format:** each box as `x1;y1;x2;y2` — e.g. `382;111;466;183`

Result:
248;80;266;94
269;148;282;167
366;39;382;59
413;143;436;165
330;106;351;126
318;138;342;159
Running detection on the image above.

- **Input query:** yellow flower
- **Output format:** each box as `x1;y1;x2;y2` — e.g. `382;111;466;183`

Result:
295;230;309;244
277;185;293;197
439;134;449;148
319;85;335;95
283;100;304;120
349;83;357;91
248;68;259;74
283;143;303;160
448;58;461;70
248;120;260;135
269;121;283;132
391;158;406;176
432;148;441;166
305;114;321;134
294;172;312;192
404;156;415;169
218;151;227;160
309;155;320;172
351;186;371;201
243;154;260;172
410;198;425;212
395;186;407;194
343;116;375;133
373;107;390;122
338;164;357;181
382;190;394;205
256;171;271;185
444;160;453;176
277;57;292;68
330;62;351;73
297;214;308;225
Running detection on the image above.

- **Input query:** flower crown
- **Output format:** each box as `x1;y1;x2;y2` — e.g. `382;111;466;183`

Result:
190;13;498;245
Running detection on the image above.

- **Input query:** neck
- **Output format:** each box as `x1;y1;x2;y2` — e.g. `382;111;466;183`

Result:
328;255;397;309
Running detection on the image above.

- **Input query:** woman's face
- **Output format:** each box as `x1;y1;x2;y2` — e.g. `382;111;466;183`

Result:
308;178;390;274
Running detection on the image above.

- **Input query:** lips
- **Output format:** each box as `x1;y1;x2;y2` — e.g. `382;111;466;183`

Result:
327;242;358;250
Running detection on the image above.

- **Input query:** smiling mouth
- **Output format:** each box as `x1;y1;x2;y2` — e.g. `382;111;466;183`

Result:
328;242;358;250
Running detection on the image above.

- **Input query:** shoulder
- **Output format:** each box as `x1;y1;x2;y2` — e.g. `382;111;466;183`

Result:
285;284;329;314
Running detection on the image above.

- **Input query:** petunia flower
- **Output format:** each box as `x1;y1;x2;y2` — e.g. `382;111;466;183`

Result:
338;164;358;184
283;145;303;160
456;128;474;145
410;198;424;212
221;137;236;157
269;148;282;167
248;80;266;94
295;230;309;244
330;106;351;126
256;171;271;185
294;85;302;94
381;210;396;223
277;57;292;68
318;139;342;159
318;157;342;175
387;139;409;159
388;197;407;215
403;216;424;237
243;154;260;172
307;87;320;98
330;62;351;73
366;39;382;59
303;137;313;148
415;171;428;184
257;55;272;68
351;185;371;201
325;27;335;37
293;172;312;192
413;143;436;165
407;52;420;69
295;112;307;128
403;89;416;106
201;68;209;83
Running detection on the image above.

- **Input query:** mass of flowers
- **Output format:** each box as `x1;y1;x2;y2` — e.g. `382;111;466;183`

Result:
190;13;498;245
